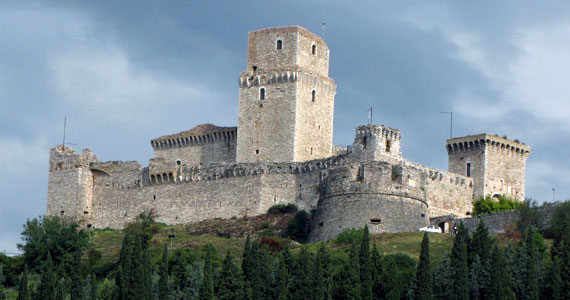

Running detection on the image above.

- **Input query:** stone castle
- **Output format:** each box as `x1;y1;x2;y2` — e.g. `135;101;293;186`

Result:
47;26;531;241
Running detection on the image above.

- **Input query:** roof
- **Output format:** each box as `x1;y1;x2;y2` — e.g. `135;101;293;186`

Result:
151;124;237;143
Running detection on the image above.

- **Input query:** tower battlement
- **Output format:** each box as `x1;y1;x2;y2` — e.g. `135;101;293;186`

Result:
351;125;402;163
446;133;531;159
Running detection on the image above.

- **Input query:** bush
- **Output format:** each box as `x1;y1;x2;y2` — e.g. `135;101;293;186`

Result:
473;195;523;215
286;211;311;243
334;228;365;245
267;203;298;214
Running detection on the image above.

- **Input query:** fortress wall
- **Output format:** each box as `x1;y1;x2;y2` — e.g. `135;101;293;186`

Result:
403;160;474;217
88;156;339;229
152;138;236;167
309;161;429;242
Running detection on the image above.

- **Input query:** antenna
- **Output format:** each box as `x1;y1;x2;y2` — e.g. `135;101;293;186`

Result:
367;107;373;125
63;116;66;147
438;111;453;139
322;22;326;40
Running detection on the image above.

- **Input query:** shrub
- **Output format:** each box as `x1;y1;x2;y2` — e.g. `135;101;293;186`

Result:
473;195;523;215
334;228;365;245
267;203;298;214
286;211;311;243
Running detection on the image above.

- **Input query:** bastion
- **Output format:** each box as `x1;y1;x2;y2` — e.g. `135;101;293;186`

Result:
47;26;530;241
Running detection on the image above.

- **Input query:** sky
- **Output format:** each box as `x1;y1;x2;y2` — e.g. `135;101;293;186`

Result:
2;0;570;253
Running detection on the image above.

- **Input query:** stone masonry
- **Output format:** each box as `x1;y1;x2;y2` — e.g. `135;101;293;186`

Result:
46;26;530;241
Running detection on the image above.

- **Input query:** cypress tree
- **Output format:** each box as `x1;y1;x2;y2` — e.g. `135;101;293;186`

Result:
316;244;333;300
433;253;452;300
130;234;145;300
415;232;433;300
488;244;515;300
273;254;289;300
525;229;539;300
547;255;562;300
117;233;132;300
56;278;65;300
450;222;469;300
242;235;252;282
217;251;245;300
469;255;483;300
143;247;152;300
290;247;314;300
359;226;372;300
371;244;383;300
199;245;214;300
70;251;84;300
158;244;169;300
88;274;97;300
17;268;30;300
334;241;361;300
37;253;57;300
469;220;492;265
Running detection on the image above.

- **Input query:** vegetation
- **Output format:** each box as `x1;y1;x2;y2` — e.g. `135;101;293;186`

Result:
473;195;524;215
5;200;570;299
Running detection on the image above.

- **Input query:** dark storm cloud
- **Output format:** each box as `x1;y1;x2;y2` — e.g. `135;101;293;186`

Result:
2;0;570;252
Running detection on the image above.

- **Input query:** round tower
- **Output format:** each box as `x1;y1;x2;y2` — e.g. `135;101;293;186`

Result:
236;26;336;163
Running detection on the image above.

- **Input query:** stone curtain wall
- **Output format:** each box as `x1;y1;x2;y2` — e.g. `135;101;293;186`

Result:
152;135;236;167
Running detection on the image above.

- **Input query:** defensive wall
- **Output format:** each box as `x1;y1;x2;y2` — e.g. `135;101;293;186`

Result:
48;140;475;235
431;203;559;234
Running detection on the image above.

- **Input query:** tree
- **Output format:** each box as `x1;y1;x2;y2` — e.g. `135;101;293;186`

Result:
216;251;244;300
450;222;469;300
517;199;542;233
19;216;88;271
433;254;452;300
159;244;169;300
16;268;30;300
333;241;361;300
316;244;333;300
487;245;515;300
36;253;57;300
87;274;97;300
415;232;433;300
287;211;311;243
359;226;372;300
198;245;214;300
524;229;539;300
70;251;84;300
290;247;314;300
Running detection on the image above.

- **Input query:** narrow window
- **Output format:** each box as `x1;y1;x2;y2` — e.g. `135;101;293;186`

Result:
276;40;283;50
466;163;471;177
312;44;317;55
386;140;391;152
312;90;316;102
176;160;181;165
310;147;314;155
259;88;265;100
255;149;260;155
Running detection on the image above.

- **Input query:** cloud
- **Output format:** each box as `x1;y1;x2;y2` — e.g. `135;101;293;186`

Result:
52;48;207;123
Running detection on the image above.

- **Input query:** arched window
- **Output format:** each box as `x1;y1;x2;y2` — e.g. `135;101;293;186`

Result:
311;90;316;102
312;44;317;55
276;40;283;50
260;88;266;100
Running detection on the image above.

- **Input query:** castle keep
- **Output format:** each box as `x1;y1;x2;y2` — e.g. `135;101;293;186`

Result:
47;26;531;241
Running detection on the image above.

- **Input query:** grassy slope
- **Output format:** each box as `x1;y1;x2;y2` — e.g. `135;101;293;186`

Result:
89;212;456;267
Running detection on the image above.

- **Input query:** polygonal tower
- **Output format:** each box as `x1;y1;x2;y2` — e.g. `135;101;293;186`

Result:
447;134;531;201
236;26;336;163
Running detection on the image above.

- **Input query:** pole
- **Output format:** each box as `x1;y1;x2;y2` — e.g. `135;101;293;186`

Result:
553;187;555;202
322;23;326;40
439;112;453;139
367;107;373;125
63;116;67;147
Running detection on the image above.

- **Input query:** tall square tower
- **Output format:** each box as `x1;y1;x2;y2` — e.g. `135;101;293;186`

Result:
236;26;336;163
447;134;531;201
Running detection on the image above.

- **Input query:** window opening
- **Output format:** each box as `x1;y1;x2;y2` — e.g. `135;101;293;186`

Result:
466;163;471;177
259;88;265;100
252;66;257;73
276;40;283;50
370;218;382;224
255;149;260;155
386;140;391;152
312;90;316;102
310;147;314;155
176;160;181;165
312;44;317;55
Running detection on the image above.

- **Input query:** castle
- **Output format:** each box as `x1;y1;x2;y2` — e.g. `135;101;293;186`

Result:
47;26;531;241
